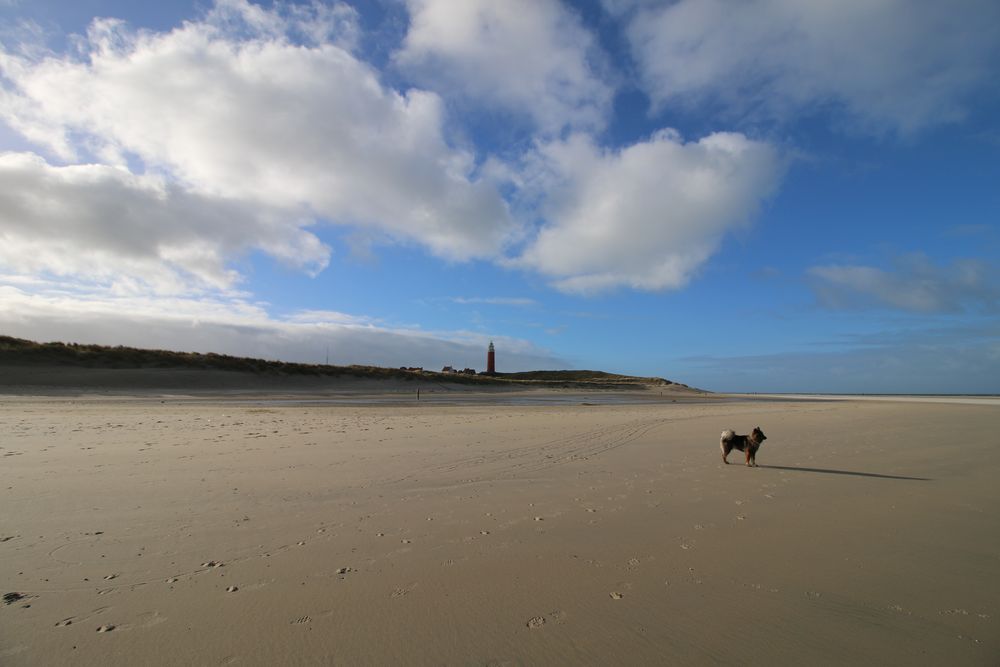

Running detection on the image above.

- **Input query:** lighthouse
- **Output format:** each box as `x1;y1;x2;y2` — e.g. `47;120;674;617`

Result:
486;341;496;375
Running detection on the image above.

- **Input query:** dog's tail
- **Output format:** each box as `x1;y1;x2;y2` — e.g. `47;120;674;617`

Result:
720;429;735;443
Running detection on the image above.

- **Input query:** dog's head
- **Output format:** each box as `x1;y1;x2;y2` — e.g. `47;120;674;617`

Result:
752;427;767;442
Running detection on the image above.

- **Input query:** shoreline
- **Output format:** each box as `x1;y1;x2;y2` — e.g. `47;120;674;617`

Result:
3;386;997;408
730;392;1000;406
0;388;725;407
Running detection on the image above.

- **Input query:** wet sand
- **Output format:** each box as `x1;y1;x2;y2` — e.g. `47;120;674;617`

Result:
1;396;997;665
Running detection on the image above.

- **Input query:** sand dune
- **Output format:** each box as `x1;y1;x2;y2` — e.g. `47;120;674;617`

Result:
1;396;997;665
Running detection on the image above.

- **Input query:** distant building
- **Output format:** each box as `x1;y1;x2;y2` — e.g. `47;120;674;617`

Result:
486;341;496;375
441;365;455;373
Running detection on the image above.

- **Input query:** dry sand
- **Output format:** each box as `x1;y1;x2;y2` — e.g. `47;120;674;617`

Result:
1;393;998;665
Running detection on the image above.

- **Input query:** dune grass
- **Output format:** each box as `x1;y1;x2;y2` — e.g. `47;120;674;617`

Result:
0;335;678;388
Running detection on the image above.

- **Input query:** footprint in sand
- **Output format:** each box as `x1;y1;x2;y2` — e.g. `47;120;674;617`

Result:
290;616;311;625
391;584;417;599
526;616;546;629
56;605;111;627
3;592;26;605
548;610;567;624
610;592;624;600
96;624;115;633
136;611;167;628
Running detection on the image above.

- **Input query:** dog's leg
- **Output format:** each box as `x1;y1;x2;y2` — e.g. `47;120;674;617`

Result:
745;448;753;467
721;441;730;464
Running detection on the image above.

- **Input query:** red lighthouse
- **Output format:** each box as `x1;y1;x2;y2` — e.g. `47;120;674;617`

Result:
486;341;496;375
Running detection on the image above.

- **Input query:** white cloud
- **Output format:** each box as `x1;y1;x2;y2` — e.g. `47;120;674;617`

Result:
0;0;797;307
809;255;1000;313
616;0;1000;133
285;310;377;325
517;130;783;293
0;151;327;294
209;0;362;51
0;0;515;264
396;0;612;133
0;285;566;371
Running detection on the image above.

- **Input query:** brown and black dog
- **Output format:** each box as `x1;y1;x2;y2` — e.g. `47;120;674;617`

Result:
720;427;767;466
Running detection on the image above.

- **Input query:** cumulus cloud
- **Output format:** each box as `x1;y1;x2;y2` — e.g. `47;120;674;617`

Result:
0;0;515;264
614;0;1000;133
396;0;612;133
0;152;327;293
0;0;793;305
517;130;783;293
809;255;1000;313
0;285;566;371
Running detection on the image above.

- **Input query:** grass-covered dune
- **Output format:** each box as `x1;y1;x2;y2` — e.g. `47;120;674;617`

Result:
0;335;684;389
496;369;681;386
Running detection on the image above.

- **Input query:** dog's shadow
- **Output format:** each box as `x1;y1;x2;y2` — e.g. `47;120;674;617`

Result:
758;464;929;481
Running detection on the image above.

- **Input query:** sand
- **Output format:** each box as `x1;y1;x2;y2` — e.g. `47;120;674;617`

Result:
1;393;998;665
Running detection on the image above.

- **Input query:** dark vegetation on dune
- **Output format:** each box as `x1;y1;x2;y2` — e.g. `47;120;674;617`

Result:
0;335;682;388
496;369;668;384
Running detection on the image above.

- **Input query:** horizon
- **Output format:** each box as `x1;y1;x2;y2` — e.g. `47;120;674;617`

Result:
7;333;1000;398
1;0;998;394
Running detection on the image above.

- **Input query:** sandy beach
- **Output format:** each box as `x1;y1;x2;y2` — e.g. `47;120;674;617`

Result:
1;393;998;665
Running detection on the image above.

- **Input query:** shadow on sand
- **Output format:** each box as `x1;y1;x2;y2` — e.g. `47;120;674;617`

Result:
759;465;929;481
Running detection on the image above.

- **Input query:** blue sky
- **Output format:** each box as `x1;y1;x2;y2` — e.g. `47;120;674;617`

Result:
1;0;998;393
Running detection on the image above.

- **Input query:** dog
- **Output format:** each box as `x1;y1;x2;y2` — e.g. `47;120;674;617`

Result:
720;427;767;466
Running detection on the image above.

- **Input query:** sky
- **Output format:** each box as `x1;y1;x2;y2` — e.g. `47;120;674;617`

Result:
0;0;998;393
